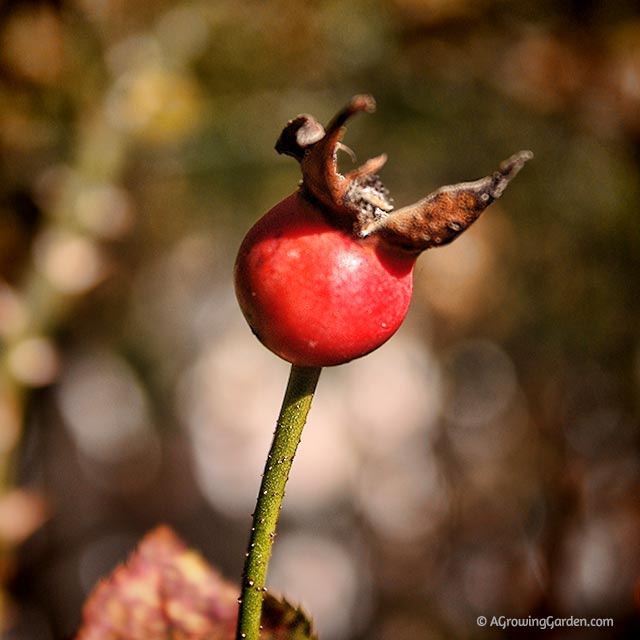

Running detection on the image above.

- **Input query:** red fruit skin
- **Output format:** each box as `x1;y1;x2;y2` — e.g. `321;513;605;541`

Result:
234;193;415;367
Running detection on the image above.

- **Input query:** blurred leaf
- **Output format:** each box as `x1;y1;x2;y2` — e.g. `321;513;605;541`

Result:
75;526;316;640
261;597;317;640
75;525;237;639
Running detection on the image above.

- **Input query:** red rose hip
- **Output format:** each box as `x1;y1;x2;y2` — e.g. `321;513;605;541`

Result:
234;95;531;367
235;192;414;366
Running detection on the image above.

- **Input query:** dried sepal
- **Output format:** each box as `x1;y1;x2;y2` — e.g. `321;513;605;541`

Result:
275;115;325;162
274;95;532;253
275;94;391;231
361;150;533;252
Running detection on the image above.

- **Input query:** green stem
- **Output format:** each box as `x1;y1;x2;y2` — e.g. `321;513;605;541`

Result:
236;364;322;640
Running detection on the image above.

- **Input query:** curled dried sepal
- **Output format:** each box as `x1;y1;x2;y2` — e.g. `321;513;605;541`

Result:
362;150;533;252
275;94;392;231
275;96;532;251
275;115;326;162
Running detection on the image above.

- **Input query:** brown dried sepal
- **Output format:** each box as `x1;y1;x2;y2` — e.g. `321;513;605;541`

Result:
362;150;533;252
275;94;392;232
275;95;532;253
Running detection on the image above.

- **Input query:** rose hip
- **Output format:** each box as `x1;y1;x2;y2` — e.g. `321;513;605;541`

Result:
234;95;531;367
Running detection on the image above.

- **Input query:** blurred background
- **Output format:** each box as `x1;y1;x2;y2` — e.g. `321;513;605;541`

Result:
1;0;640;638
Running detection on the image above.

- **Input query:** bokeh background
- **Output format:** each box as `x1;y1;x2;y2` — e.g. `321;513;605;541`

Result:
1;0;640;638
